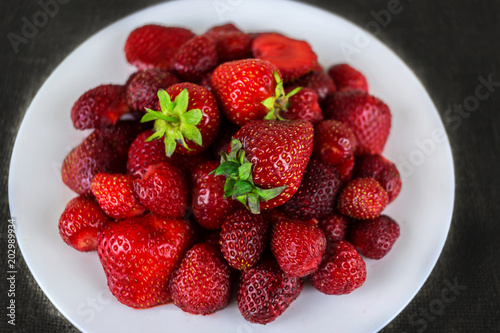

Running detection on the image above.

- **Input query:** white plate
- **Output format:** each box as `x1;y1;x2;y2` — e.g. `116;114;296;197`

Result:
8;0;455;332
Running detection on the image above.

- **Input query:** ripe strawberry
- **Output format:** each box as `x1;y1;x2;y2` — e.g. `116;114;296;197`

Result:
170;35;218;83
334;156;355;183
349;215;400;259
71;84;130;130
91;173;146;219
191;161;238;230
58;195;111;252
127;130;169;178
97;214;194;308
309;240;366;295
313;119;358;166
219;209;268;270
270;217;326;277
141;82;221;156
133;162;188;219
204;23;253;62
252;32;318;82
169;242;232;315
62;130;123;195
124;24;195;70
322;90;391;155
210;120;240;157
237;257;304;324
126;68;179;111
286;65;336;102
337;177;389;219
282;159;342;220
210;59;283;126
327;64;369;92
282;87;323;124
99;120;147;160
213;120;314;213
353;154;402;203
318;212;351;245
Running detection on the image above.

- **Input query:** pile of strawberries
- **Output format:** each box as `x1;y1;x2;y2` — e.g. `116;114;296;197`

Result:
58;23;402;324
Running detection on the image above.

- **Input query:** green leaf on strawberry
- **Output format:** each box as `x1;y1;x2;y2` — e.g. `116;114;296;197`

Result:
262;71;302;121
141;89;203;157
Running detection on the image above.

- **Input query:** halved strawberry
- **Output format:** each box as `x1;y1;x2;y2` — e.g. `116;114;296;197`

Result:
124;24;195;70
126;68;179;111
252;32;318;82
328;64;368;92
337;177;389;219
170;35;218;82
349;215;400;259
58;195;111;252
71;84;130;130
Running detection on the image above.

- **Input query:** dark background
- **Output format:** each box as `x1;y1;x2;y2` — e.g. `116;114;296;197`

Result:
1;0;499;332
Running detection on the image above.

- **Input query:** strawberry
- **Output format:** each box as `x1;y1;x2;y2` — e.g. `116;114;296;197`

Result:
353;154;402;203
286;65;336;102
99;120;147;160
318;212;351;245
204;23;253;63
71;84;130;130
237;257;304;324
126;130;169;178
213;119;314;213
91;173;146;219
97;214;194;308
169;242;232;315
58;195;111;252
337;177;389;219
133;162;188;219
210;120;240;157
61;130;123;195
322;90;391;155
327;63;369;92
334;156;355;182
126;68;179;111
140;82;221;156
170;35;218;83
281;159;342;220
313;119;358;166
191;161;238;230
124;24;195;70
252;32;318;82
219;208;268;270
349;215;400;259
309;240;366;295
281;87;323;124
270;217;326;277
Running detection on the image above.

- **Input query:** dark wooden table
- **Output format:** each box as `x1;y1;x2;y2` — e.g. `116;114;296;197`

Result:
1;0;499;332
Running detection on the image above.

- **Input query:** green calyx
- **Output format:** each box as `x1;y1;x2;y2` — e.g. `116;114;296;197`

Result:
261;71;302;121
211;138;286;214
140;89;203;157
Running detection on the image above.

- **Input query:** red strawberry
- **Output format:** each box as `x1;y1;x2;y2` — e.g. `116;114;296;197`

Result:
204;23;253;62
318;212;351;244
309;240;366;295
282;159;342;220
286;65;336;102
353;154;402;203
126;69;179;111
213;120;314;213
210;120;240;157
349;215;400;259
91;173;146;219
237;257;304;324
322;90;391;155
282;87;323;124
210;59;283;126
337;177;389;219
334;156;355;183
141;82;221;156
127;130;169;178
191;161;239;230
99;120;147;159
169;242;232;315
97;214;194;308
270;217;326;277
71;84;130;130
170;35;218;82
124;25;195;70
61;130;123;195
133;162;188;219
327;64;369;92
313;119;358;166
252;32;318;82
58;195;111;251
219;209;268;270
